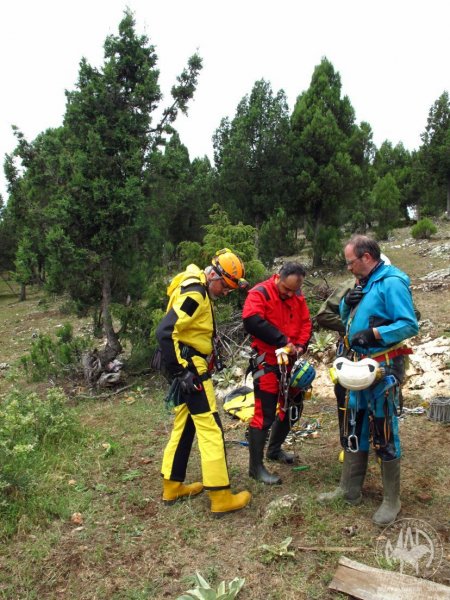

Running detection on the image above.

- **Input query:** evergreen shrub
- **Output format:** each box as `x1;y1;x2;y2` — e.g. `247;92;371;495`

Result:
411;218;437;239
20;325;91;381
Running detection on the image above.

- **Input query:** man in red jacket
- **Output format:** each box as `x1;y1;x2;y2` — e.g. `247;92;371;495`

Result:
243;262;312;484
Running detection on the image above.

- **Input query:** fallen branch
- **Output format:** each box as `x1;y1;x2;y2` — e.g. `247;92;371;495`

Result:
75;383;136;401
109;383;136;396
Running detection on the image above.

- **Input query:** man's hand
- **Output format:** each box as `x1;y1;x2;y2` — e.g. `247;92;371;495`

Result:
178;369;202;393
350;328;376;349
276;345;293;365
344;286;363;307
295;345;305;356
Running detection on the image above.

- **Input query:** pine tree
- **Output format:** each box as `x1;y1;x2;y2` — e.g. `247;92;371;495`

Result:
420;91;450;217
291;58;369;265
213;79;292;229
45;10;202;364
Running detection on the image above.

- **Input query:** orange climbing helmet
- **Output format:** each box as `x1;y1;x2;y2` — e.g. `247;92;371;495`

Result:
211;248;248;290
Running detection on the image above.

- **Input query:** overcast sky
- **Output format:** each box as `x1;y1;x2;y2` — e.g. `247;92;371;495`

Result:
1;0;449;201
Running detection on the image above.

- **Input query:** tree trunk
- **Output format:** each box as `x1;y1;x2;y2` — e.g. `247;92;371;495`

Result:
312;218;323;268
38;261;46;285
447;177;450;218
81;264;123;385
98;258;122;366
19;283;26;302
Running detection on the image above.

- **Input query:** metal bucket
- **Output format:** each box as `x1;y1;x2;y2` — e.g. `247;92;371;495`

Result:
427;396;450;423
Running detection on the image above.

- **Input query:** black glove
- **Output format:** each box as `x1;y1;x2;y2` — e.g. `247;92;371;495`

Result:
178;369;202;394
350;328;376;349
344;286;363;307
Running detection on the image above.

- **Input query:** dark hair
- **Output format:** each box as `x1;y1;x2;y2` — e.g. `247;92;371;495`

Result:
279;262;306;279
347;235;381;260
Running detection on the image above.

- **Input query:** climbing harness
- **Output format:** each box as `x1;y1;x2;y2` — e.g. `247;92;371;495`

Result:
362;343;413;363
245;351;266;382
338;274;410;456
367;375;400;456
245;349;315;429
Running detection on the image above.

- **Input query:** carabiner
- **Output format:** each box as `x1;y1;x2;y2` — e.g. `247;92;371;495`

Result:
289;404;299;424
347;434;359;453
336;338;345;357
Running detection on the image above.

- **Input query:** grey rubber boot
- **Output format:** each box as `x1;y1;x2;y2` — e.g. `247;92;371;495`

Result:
266;417;295;464
317;451;368;505
372;458;401;526
248;427;282;485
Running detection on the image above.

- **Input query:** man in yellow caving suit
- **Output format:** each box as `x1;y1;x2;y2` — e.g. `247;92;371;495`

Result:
156;249;251;516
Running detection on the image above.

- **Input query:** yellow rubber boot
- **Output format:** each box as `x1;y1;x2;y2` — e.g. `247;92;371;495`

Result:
209;489;251;516
162;479;203;505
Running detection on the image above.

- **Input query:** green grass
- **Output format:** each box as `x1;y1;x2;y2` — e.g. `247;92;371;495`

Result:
1;382;448;599
1;226;450;599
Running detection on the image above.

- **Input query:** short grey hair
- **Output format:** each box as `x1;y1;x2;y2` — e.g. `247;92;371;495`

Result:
346;235;381;261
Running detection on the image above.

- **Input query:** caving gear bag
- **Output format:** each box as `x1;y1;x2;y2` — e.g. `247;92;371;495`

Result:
223;386;255;422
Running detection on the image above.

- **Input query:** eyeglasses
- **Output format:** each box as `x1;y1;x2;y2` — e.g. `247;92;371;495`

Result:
215;277;234;292
345;256;362;266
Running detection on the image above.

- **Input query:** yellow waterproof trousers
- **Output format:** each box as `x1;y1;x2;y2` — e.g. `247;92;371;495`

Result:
161;358;230;489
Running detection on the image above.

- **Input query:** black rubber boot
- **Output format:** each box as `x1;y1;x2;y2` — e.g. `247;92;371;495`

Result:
248;427;282;485
317;451;368;505
266;417;295;464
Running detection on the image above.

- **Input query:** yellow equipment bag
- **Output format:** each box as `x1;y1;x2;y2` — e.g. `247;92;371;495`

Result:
222;386;255;423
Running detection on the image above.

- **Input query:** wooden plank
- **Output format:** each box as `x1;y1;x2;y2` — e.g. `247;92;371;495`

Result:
328;556;450;600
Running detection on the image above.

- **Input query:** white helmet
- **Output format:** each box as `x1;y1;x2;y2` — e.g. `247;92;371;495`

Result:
329;357;382;391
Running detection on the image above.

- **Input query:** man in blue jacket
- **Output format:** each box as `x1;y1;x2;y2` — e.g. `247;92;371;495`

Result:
318;236;418;525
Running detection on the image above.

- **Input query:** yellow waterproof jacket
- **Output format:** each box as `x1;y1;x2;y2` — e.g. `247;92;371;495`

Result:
156;264;214;376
